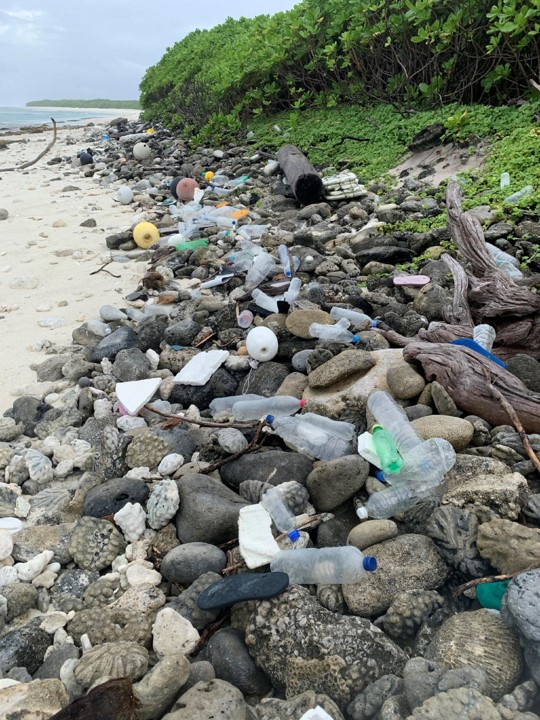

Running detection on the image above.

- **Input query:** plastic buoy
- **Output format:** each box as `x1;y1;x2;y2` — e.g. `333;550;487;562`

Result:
133;142;151;161
79;151;93;165
116;186;133;205
177;178;200;202
133;221;160;249
246;326;278;362
204;171;215;182
169;176;183;200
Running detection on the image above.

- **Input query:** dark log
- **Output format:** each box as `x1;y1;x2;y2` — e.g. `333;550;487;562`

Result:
403;341;540;433
50;678;141;720
277;144;323;206
0;118;57;172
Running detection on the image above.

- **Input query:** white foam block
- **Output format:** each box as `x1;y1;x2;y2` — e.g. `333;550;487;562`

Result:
298;707;335;720
173;350;229;386
357;431;382;468
238;504;280;569
116;378;162;416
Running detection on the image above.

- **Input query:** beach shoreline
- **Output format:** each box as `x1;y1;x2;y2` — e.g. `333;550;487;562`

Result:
0;108;141;133
0;121;145;415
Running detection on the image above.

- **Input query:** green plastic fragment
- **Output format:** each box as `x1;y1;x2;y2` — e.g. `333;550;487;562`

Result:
175;239;209;251
476;579;510;610
371;425;403;474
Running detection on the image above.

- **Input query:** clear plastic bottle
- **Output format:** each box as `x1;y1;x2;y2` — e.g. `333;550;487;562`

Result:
267;413;355;460
270;546;377;584
504;185;533;204
356;484;432;519
330;306;377;328
237;224;269;240
486;243;520;268
367;391;422;456
381;437;456;488
251;289;280;313
278;244;299;277
209;394;265;416
309;317;360;344
371;425;403;474
261;487;300;542
473;324;496;352
500;172;510;189
245;253;276;290
283;277;302;305
232;396;305;421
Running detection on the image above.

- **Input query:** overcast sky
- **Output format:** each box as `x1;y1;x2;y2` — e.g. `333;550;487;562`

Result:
0;1;299;106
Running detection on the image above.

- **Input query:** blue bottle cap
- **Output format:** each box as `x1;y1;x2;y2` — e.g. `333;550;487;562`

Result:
363;556;377;572
288;529;300;542
266;414;275;424
375;469;388;485
352;335;360;343
371;320;378;327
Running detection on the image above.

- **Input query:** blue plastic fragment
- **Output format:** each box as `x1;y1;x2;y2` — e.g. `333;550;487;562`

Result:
451;338;507;368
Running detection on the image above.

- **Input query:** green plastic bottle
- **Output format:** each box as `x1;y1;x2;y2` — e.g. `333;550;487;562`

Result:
175;239;209;251
371;425;403;474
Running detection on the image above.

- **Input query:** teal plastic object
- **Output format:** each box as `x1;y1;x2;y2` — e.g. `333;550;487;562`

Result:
476;579;510;610
371;425;403;474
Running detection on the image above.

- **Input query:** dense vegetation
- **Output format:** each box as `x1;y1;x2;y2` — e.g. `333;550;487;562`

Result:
140;0;540;140
27;99;141;109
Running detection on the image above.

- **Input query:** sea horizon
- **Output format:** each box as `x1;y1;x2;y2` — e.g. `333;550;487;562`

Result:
0;105;140;131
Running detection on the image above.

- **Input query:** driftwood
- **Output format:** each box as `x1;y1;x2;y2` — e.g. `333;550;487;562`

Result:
0;118;57;172
403;341;540;433
277;144;323;205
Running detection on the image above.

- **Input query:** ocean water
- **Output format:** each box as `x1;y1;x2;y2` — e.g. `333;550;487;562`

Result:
0;106;132;130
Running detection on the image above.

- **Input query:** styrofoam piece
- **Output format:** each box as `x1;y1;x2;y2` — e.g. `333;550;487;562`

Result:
238;504;280;569
115;378;162;416
0;517;24;534
357;432;382;469
299;707;335;720
173;350;229;386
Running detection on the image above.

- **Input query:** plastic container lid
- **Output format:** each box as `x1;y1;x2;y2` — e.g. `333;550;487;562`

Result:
352;335;360;343
288;529;300;542
356;506;368;520
266;415;275;424
363;556;378;572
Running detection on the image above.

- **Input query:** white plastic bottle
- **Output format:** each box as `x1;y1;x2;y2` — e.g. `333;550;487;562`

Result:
261;487;300;541
284;277;302;305
237;224;269;240
330;306;377;328
309;317;360;344
245;253;276;290
270;546;377;584
232;396;305;421
251;289;280;313
473;324;496;352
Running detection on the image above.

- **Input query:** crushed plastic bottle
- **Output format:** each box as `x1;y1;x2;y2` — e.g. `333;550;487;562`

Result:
245;252;276;290
473;324;496;352
371;425;403;474
500;172;510;189
356;483;436;520
210;394;265;416
330;306;377;328
260;487;300;542
270;546;377;584
283;277;302;305
504;185;533;204
309;317;360;344
367;391;422;456
232;396;305;421
251;289;280;313
267;413;355;460
485;243;523;279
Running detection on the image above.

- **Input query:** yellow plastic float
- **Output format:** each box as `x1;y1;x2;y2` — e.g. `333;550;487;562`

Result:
133;221;160;249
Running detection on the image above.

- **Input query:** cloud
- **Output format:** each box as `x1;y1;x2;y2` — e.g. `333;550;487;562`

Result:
4;10;44;21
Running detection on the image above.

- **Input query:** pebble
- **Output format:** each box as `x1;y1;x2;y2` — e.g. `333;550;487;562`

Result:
152;607;200;657
348;520;398;550
411;415;475;450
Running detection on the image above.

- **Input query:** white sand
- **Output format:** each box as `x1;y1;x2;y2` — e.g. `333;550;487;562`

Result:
0;115;147;414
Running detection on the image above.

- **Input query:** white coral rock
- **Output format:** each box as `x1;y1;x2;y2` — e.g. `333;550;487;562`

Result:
15;549;54;582
158;453;184;477
114;502;147;543
147;479;180;530
25;449;53;485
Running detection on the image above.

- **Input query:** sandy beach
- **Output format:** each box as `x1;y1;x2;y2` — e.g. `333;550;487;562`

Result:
0;112;144;414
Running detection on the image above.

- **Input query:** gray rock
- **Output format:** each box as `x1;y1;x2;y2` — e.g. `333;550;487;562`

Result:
412;283;448;322
382;590;443;640
307;455;369;511
430;381;460;416
426;506;490;578
9;396;50;437
305;347;334;374
0;624;52;674
220;450;313;490
348;520;398;551
133;654;191;720
169;572;221;630
90;325;139;362
161;543;226;584
0;679;69;718
175;474;247;544
347;674;404;720
112;347;150;381
83;477;149;518
183;661;216;691
12;523;74;565
408;687;505;719
292;349;313;373
238;361;290;396
0;208;8;220
165;319;202;346
342;534;449;616
404;657;491;711
137;315;170;353
1;582;38;621
245;585;406;710
405;404;433;421
308;350;375;388
33;355;71;382
412;415;474;450
477;519;540;573
34;643;80;679
501;569;540;643
257;692;345;720
497;680;539;714
61;357;96;382
507;354;540;393
169;367;238;410
163;679;249;720
386;362;426;399
207;627;271;695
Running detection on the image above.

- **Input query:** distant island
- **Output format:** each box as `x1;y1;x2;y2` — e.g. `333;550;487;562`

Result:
27;99;141;109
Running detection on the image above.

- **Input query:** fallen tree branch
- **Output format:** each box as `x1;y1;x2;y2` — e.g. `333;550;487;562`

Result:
481;366;540;473
198;420;267;475
0;118;57;172
143;403;261;430
454;563;540;598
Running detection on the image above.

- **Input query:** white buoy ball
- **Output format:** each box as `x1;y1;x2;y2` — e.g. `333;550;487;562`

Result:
116;186;134;204
246;326;278;362
133;142;151;161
